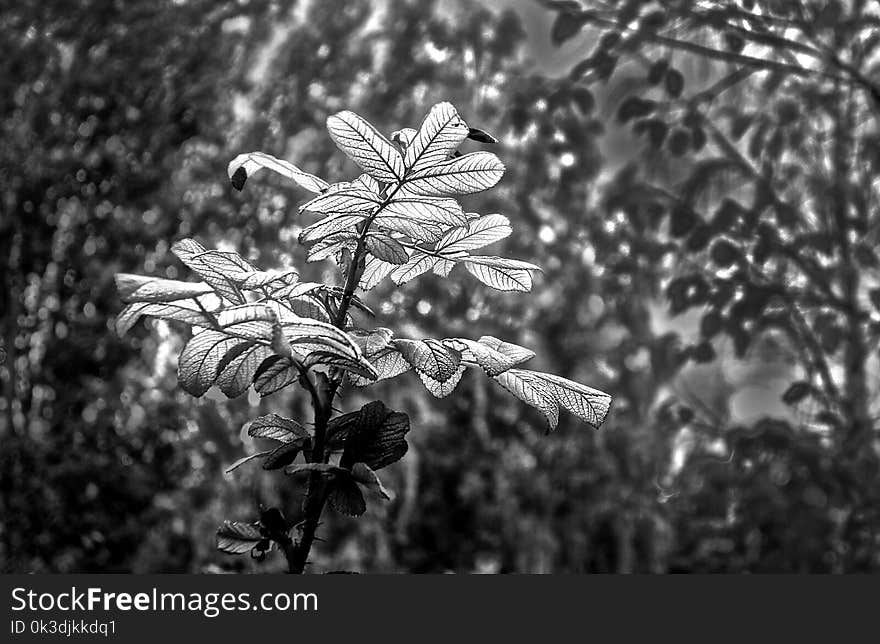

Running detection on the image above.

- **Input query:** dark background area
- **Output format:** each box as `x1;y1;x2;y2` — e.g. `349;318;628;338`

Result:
2;0;879;573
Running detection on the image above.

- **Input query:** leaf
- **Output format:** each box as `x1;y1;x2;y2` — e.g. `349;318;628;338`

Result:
417;364;466;398
389;252;438;285
381;196;468;227
365;233;409;264
391;127;417;148
354;173;381;195
349;348;412;386
298;214;367;244
477;336;536;367
304;235;359;263
178;330;247;397
299;188;380;215
493;368;560;429
432;258;456;277
350;462;392;500
253;356;298;396
328;477;366;516
263;441;305;470
247;413;309;442
115;273;214;303
280;317;361;360
227;151;329;193
287;296;332;323
286;462;344;477
115;301;215;336
347;327;394;358
443;337;533;376
372;215;444;242
463;257;538;292
326;110;405;182
224;451;273;475
436;214;512;253
467;127;499;144
171;239;249;305
393;338;461;382
329;400;410;470
235;270;299;291
533;371;612;428
404;102;470;174
302;351;379;381
216;303;279;342
358;256;397;290
216;521;264;555
403;151;505;197
216;342;272;398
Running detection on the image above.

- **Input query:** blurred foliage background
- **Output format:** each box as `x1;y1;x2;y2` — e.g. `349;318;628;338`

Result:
2;0;879;573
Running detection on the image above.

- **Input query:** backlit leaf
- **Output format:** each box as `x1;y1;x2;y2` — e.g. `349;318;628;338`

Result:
404;102;470;174
253;356;298;396
463;257;536;291
436;214;511;253
389;252;438;284
115;301;216;336
393;338;461;382
358;256;397;290
533;371;612;428
391;127;417;148
492;368;560;429
417;364;466;398
404;151;505;197
178;330;246;397
326;110;405;182
298;214;367;244
227;151;329;193
365;233;409;264
247;413;309;443
299;188;380;215
115;273;214;303
381;196;468;227
216;342;272;397
171;239;248;304
372;214;444;242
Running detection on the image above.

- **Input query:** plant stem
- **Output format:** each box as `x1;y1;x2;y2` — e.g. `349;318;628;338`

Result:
285;202;382;572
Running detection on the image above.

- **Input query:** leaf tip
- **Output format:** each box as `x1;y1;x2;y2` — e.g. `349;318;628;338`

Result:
230;166;247;191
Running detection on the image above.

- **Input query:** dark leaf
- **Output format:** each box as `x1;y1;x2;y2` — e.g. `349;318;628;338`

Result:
467;127;499;144
328;400;410;470
230;166;247;191
217;521;263;555
328;477;366;516
263;441;304;470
